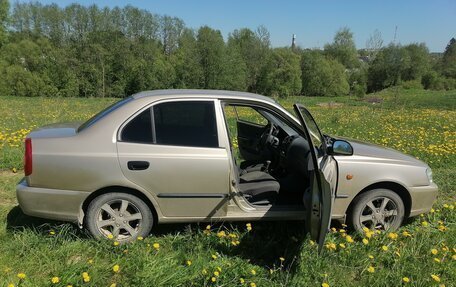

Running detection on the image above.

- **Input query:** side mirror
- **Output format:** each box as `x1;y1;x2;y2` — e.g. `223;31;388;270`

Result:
330;140;353;156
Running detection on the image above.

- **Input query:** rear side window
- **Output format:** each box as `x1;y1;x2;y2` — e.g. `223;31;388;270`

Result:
121;109;153;143
153;101;218;148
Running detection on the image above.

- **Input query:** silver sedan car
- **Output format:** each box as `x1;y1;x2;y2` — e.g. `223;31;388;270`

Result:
16;90;438;248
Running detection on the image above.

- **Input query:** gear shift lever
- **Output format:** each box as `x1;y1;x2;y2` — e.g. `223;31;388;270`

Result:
262;160;271;173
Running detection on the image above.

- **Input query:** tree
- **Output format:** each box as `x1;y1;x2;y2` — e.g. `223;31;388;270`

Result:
301;50;349;97
0;0;9;46
401;43;430;81
365;29;383;61
441;37;456;78
221;42;247;91
324;27;359;69
197;26;225;89
260;48;301;98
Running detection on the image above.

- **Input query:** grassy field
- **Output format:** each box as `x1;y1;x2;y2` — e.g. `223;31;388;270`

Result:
0;88;455;286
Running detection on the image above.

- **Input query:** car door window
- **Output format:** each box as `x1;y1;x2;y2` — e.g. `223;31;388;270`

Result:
121;108;153;143
235;106;268;126
153;101;218;148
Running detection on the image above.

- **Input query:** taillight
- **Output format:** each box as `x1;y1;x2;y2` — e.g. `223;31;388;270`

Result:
24;138;32;176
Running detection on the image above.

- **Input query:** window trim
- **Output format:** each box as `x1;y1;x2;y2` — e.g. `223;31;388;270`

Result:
117;98;223;149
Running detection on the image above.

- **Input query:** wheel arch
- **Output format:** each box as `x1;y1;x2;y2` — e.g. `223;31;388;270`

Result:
79;186;159;227
347;181;412;220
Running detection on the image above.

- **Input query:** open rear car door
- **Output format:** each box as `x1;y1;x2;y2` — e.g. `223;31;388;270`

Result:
293;104;336;251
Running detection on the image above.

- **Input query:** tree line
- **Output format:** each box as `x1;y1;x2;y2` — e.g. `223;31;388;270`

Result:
0;1;455;98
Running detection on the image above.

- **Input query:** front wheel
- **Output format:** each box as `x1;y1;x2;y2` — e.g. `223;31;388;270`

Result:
348;189;405;233
86;192;154;242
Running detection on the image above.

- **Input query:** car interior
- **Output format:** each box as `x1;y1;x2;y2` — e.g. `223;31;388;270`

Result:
223;104;312;207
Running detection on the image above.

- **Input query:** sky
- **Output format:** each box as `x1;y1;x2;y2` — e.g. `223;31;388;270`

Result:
21;0;456;52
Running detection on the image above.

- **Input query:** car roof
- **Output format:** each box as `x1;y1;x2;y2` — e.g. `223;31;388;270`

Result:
132;89;277;104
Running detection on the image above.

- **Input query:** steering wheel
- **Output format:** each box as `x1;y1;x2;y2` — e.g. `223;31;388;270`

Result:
258;123;275;151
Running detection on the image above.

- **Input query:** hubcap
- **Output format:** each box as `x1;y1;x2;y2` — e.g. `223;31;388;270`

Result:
359;197;398;230
96;199;143;240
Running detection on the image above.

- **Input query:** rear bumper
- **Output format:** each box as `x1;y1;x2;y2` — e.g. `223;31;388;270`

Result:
409;182;438;217
16;178;89;222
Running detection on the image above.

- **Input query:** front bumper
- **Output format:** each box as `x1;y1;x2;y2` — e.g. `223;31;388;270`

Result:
409;182;439;217
16;178;89;222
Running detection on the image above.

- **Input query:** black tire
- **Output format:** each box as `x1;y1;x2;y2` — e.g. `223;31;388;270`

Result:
86;192;153;242
348;189;405;233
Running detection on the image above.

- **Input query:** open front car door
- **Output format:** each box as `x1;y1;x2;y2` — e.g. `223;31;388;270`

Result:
293;104;337;252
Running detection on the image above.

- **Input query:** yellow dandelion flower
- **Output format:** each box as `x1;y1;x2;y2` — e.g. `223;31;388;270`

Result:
206;225;211;230
339;243;346;249
345;235;354;243
88;259;94;264
214;271;219;277
240;278;245;284
433;258;441;263
421;221;428;227
202;269;207;275
82;272;90;283
246;223;252;231
362;238;369;245
51;277;60;284
339;229;346;233
438;225;447;232
331;227;337;232
431;249;439;255
382;245;388;251
402;231;412;237
452;254;456;260
211;277;216;282
322;283;330;287
186;260;192;266
112;264;120;273
216;267;222;272
109;284;117;287
12;167;17;173
217;231;226;238
387;232;398;240
279;257;285;262
368;254;374;259
250;283;257;287
113;241;119;246
402;277;410;283
8;284;15;287
137;236;144;241
153;243;160;250
17;273;26;280
251;269;256;275
107;234;114;239
49;230;56;235
430;208;435;213
367;266;375;273
212;254;218;260
431;274;440;282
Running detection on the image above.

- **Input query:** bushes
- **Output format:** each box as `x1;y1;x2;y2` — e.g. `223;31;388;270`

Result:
421;71;456;90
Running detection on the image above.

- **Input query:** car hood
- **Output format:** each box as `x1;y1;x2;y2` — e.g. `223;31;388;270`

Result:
342;138;426;167
28;122;82;139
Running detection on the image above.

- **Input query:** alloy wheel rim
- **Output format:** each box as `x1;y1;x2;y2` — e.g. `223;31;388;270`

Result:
359;196;398;230
95;199;143;240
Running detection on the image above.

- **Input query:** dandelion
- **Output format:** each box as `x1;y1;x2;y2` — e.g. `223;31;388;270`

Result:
430;208;435;213
8;284;15;287
382;245;389;251
113;241;119;246
421;221;428;227
112;264;120;273
107;234;114;239
431;274;441;282
137;236;144;241
339;229;346;233
51;277;60;284
206;225;211;230
322;283;330;287
402;277;410;283
211;277;216;282
279;257;285;262
452;254;456;260
214;271;220;277
251;269;256;275
438;225;447;232
387;232;398;240
82;272;90;283
345;235;354;243
216;267;222;272
339;243;346;249
212;254;218;260
153;243;160;250
431;248;439;255
402;231;412;237
246;223;252;231
87;259;94;264
309;240;315;246
433;258;441;263
110;284;117;287
202;269;208;275
367;266;375;273
250;283;257;287
362;238;369;245
368;254;374;259
17;273;26;280
49;230;56;235
240;278;245;284
325;242;337;251
186;260;192;266
217;231;226;238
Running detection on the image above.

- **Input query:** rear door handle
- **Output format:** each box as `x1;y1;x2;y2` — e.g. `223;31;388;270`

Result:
127;161;150;170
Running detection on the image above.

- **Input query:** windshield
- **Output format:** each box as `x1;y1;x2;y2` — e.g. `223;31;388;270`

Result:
295;106;325;153
78;97;133;132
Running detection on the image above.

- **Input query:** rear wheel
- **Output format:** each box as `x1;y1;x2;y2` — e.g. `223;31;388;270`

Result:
86;192;153;242
348;189;405;233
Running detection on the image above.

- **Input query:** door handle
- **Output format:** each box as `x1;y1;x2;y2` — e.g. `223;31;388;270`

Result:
127;161;150;170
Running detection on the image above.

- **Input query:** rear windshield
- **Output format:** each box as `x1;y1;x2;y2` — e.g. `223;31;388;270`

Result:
78;97;133;132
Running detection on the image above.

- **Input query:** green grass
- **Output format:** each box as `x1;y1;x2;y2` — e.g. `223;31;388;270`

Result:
0;88;455;286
